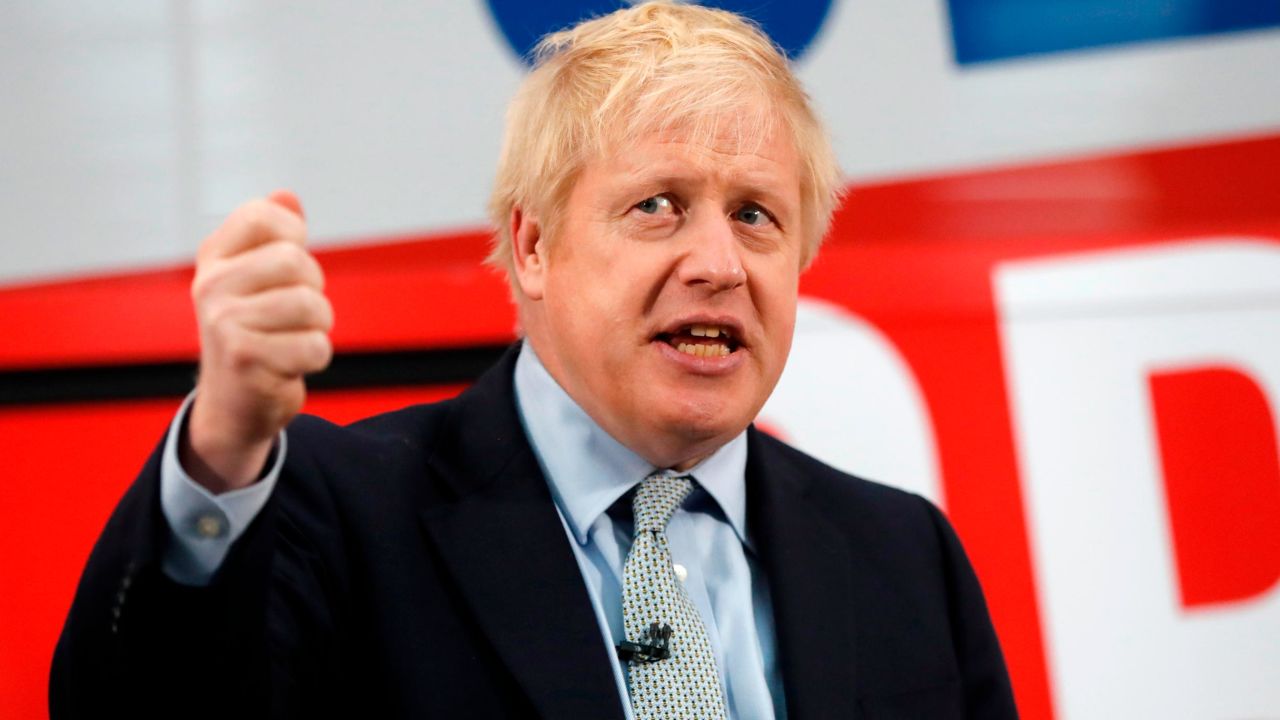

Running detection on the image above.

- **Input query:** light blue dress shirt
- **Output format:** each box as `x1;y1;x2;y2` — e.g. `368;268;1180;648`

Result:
159;342;784;719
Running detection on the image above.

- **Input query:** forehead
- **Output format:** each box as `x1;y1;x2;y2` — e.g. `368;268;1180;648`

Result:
585;115;802;194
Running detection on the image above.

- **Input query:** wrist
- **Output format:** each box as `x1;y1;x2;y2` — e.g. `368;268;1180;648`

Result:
182;399;276;493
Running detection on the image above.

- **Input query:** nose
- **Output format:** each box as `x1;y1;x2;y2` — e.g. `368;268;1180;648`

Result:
677;214;745;292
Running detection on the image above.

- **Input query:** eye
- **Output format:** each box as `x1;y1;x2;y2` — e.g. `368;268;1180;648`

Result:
733;203;773;227
634;195;674;215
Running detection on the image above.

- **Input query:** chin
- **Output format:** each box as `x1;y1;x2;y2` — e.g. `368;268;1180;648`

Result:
650;395;751;446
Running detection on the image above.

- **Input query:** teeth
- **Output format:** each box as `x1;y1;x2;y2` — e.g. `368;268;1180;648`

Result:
675;342;730;358
690;326;706;337
688;324;726;338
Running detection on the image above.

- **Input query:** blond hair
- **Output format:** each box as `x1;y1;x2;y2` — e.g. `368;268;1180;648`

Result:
486;1;842;284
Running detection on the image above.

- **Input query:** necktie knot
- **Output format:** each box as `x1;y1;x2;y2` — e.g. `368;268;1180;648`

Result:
633;474;693;534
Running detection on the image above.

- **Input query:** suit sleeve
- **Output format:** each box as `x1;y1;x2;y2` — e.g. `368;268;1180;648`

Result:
50;428;346;719
920;498;1020;719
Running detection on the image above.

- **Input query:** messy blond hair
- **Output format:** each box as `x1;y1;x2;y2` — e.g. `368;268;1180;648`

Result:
486;1;842;285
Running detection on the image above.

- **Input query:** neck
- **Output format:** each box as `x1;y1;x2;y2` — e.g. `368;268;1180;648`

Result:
672;453;711;472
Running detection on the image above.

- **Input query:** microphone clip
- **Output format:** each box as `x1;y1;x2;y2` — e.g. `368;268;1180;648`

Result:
616;622;673;663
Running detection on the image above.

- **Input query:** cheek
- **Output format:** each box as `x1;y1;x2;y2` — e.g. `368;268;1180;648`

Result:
552;236;641;305
760;301;800;382
544;271;637;376
755;267;800;340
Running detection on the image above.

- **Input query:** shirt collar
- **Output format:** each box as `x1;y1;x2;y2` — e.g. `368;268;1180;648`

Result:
512;341;750;548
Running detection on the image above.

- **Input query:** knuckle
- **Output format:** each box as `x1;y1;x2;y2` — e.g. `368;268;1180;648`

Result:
281;209;307;241
223;331;258;371
271;241;307;278
272;287;305;326
201;297;232;329
316;295;335;330
293;284;318;308
237;199;272;234
190;273;210;304
191;264;227;305
308;331;333;368
288;289;316;326
298;286;324;317
304;252;325;288
195;233;220;264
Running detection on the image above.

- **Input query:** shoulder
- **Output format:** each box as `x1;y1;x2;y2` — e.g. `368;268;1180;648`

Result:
286;396;459;457
748;428;957;567
282;345;524;470
272;394;473;512
751;428;942;524
749;435;1015;714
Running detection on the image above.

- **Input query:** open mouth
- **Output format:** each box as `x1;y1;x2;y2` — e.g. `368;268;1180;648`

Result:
655;323;741;358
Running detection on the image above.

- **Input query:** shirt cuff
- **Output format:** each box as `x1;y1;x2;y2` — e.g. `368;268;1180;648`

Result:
159;391;286;586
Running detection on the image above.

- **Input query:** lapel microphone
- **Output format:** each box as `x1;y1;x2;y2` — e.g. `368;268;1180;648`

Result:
616;622;673;663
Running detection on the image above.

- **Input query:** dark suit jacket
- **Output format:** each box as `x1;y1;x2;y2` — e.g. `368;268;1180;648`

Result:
52;347;1017;719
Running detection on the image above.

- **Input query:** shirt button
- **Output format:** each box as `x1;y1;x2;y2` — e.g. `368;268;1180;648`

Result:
195;514;225;539
673;563;688;583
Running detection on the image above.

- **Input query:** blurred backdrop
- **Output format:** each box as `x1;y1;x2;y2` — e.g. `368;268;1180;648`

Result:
2;2;1279;718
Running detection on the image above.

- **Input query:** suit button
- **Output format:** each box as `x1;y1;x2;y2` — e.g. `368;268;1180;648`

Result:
195;514;226;538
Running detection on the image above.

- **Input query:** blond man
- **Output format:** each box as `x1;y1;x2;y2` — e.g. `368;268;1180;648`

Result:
54;4;1016;718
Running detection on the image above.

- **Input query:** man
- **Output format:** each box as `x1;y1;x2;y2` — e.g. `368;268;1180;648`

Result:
53;3;1017;718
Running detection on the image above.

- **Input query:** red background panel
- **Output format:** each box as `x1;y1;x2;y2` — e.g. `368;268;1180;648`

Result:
0;231;514;371
0;400;174;717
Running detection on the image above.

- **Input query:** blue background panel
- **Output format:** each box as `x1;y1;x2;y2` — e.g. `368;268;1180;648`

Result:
949;0;1280;65
486;0;834;65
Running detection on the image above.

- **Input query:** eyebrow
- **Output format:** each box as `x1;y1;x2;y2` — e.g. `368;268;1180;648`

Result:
616;167;796;211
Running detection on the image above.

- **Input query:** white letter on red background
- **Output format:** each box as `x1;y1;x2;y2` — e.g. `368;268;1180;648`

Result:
995;239;1280;719
761;298;942;504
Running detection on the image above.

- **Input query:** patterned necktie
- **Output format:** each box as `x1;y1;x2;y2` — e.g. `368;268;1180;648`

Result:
620;474;728;719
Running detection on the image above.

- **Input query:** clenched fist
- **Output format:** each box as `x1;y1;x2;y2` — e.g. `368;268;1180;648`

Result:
181;190;334;493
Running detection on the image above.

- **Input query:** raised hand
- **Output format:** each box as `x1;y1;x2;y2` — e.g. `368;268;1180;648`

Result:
180;190;333;492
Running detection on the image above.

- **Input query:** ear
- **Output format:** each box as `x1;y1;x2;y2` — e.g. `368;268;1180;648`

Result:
510;205;547;301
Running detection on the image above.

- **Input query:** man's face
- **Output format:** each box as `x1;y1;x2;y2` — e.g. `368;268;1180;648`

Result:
518;119;806;469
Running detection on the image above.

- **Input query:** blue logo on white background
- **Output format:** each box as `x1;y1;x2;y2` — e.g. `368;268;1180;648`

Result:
948;0;1280;65
485;1;835;65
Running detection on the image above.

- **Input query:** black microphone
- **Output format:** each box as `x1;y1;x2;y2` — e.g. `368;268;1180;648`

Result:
616;622;673;663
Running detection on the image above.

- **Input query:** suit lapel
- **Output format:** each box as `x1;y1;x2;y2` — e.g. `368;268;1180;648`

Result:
417;347;626;720
747;427;859;717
